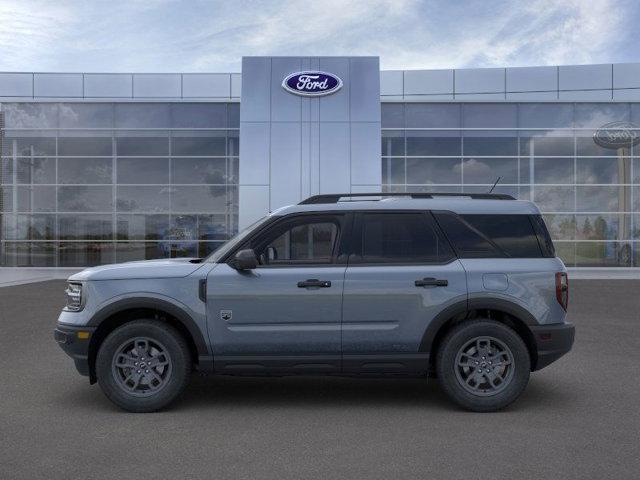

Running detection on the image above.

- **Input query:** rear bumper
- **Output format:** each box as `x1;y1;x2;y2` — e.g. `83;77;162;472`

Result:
54;324;96;377
530;322;575;371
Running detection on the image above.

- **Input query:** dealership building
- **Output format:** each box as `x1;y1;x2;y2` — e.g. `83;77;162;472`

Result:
1;56;640;269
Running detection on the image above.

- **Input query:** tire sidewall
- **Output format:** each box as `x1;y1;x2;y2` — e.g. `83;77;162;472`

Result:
96;320;191;412
436;320;531;412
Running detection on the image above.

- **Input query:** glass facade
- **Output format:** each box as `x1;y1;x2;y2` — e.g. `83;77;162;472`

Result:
0;102;239;266
382;102;640;267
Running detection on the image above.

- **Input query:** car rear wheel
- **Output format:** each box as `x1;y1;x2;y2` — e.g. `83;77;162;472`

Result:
436;319;530;412
96;320;191;412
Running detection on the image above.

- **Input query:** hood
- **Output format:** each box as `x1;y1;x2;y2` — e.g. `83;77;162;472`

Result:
68;258;204;281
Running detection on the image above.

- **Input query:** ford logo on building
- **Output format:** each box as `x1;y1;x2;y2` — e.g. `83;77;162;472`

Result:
593;121;640;149
282;71;343;97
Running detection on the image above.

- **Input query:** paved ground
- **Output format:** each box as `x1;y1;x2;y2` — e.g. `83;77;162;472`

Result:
1;280;639;480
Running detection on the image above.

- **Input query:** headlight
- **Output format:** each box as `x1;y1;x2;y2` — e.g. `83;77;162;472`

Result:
65;282;84;311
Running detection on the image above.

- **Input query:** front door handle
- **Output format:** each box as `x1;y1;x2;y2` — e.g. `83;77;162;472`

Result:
415;277;448;287
297;279;332;288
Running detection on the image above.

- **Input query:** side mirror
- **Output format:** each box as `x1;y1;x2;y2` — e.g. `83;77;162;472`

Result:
232;249;258;270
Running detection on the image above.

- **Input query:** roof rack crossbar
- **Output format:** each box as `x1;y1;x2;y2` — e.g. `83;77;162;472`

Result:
299;192;515;205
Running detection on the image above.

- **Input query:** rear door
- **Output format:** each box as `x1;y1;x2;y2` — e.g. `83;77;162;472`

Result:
341;211;467;374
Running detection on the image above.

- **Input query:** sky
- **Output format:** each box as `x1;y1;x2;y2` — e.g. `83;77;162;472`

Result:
0;0;638;73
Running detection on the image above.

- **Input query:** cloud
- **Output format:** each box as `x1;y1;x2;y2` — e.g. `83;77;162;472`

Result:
0;0;636;72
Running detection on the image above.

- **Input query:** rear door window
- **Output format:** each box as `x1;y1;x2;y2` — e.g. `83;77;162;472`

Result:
355;212;454;264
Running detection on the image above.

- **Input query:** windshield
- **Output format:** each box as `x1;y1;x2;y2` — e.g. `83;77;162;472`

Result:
205;215;271;263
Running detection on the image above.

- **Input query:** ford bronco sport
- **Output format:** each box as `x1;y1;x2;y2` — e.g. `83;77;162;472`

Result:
54;192;574;412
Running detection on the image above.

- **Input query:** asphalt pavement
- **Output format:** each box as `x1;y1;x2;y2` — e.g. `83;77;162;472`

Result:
1;279;639;479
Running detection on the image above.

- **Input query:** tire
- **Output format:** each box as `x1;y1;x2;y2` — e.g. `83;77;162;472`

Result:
96;320;192;412
436;319;530;412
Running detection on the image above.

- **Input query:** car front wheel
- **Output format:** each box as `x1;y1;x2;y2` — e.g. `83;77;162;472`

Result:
96;320;191;412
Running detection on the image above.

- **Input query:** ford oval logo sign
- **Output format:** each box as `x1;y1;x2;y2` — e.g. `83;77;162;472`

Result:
282;71;343;97
593;121;640;149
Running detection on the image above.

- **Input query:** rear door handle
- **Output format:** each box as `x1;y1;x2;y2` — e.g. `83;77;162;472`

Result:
415;277;448;287
297;279;332;288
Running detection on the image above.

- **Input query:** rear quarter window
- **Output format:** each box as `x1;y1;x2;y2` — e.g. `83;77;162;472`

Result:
434;212;550;258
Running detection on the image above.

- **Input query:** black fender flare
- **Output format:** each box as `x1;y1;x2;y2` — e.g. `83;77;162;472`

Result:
419;297;538;353
88;297;209;357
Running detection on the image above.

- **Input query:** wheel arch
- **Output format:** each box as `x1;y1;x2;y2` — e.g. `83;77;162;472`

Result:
421;298;539;371
86;297;210;383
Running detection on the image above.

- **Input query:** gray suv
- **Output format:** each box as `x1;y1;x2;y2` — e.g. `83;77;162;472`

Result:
54;192;574;412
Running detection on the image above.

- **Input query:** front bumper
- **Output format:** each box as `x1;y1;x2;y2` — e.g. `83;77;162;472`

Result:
530;322;575;371
54;324;96;377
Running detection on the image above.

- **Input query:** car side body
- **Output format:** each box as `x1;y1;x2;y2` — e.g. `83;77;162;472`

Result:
55;193;574;412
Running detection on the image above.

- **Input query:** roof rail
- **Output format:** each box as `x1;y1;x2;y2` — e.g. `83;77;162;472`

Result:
299;192;515;205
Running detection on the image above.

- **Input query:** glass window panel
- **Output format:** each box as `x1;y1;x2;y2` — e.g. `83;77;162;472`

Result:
58;158;112;184
196;214;229;240
17;185;56;212
406;104;460;128
228;103;240;127
554;242;576;267
199;241;224;257
16;157;56;184
227;130;239;156
632;159;640;183
116;214;170;240
116;136;169;156
169;215;198;241
227;158;239;184
116;158;169;184
1;158;12;183
518;104;574;129
533;158;574;184
171;134;226;156
576;186;624;212
114;104;170;128
463;104;517;128
533;186;575;212
1;186;13;211
2;242;56;267
406;157;461;184
2;104;58;128
12;214;55;240
575;214;629;241
58;103;113;128
576;158;626;184
58;186;113;212
407;185;461;193
543;214;576;240
406;131;461;156
116;186;170;212
381;103;404;128
576;135;624;156
171;158;226;184
574;103;630;128
382;158;405;184
575;241;631;267
519;134;574;156
58;214;113;240
59;242;115;267
115;242;170;262
462;157;517;184
8;137;56;156
164;241;198;258
1;213;16;239
463;135;518;156
58;137;113;156
171;186;228;212
171;103;227;128
381;130;404;156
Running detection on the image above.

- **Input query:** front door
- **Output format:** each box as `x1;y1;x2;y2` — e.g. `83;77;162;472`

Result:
206;213;349;374
341;211;468;374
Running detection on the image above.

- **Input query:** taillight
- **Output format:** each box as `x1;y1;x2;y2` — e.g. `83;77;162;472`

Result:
555;272;568;311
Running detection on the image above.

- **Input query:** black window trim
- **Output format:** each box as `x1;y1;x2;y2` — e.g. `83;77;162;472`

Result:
223;211;352;268
348;210;457;267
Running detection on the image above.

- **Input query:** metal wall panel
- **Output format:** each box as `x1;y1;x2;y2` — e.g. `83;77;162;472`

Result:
559;64;612;91
404;69;453;95
613;63;640;89
34;74;83;97
84;74;132;98
380;70;403;96
319;122;350;193
455;68;504;94
506;66;556;92
239;122;270;185
182;74;231;98
319;57;350;122
133;74;181;97
0;73;33;97
270;122;302;210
